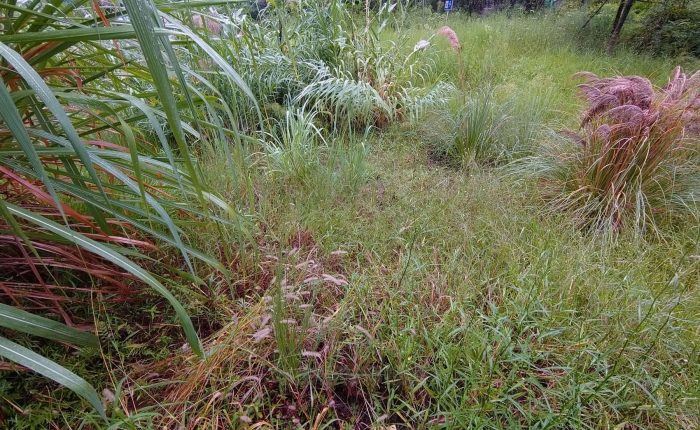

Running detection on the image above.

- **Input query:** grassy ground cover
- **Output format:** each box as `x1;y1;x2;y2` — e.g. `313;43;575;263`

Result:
1;4;698;429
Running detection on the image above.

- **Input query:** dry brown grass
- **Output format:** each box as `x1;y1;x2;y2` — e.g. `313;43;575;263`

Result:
122;235;373;428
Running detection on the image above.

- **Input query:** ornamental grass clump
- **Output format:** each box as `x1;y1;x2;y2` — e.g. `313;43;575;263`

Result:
541;67;699;234
0;0;257;415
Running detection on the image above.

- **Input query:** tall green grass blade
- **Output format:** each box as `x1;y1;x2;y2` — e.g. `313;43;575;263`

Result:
0;76;63;217
105;91;184;188
158;0;249;11
5;203;204;357
8;0;41;32
0;2;65;27
121;0;205;204
161;15;262;121
0;42;106;201
1;157;232;274
0;199;39;257
0;27;136;44
25;128;197;276
0;304;99;348
25;0;89;34
0;336;106;420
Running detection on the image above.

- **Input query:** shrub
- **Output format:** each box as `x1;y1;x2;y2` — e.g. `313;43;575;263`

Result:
630;2;700;57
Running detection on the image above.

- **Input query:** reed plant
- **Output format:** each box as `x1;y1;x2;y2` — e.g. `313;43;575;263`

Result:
0;0;255;415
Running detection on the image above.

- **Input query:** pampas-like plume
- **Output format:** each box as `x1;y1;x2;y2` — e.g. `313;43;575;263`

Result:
549;66;700;234
437;26;461;51
575;66;699;134
575;72;654;126
436;26;465;87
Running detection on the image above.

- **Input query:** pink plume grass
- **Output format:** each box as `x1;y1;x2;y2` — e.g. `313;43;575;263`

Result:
549;66;700;233
436;26;461;51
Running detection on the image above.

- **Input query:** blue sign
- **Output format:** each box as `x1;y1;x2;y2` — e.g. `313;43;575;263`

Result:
445;0;453;11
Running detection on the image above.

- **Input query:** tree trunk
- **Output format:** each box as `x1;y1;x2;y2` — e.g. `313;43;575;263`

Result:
610;0;625;32
607;0;634;53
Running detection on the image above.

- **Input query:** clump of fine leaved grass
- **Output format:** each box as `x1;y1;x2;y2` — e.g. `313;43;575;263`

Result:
524;66;700;236
419;87;509;167
263;108;326;187
260;108;369;198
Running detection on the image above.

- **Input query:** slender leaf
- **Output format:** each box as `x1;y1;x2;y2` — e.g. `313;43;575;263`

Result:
0;336;106;420
121;0;205;203
0;42;106;201
0;75;63;216
0;304;99;348
5;203;203;357
0;26;136;44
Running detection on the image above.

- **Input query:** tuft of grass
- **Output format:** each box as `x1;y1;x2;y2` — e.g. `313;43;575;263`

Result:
523;67;699;235
419;87;509;166
263;108;325;186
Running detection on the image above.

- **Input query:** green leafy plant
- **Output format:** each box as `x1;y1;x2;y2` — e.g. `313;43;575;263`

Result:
209;0;445;135
0;0;256;415
631;1;700;57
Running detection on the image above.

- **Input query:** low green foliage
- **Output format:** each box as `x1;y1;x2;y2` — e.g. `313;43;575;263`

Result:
0;0;254;410
630;1;700;57
420;88;508;165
